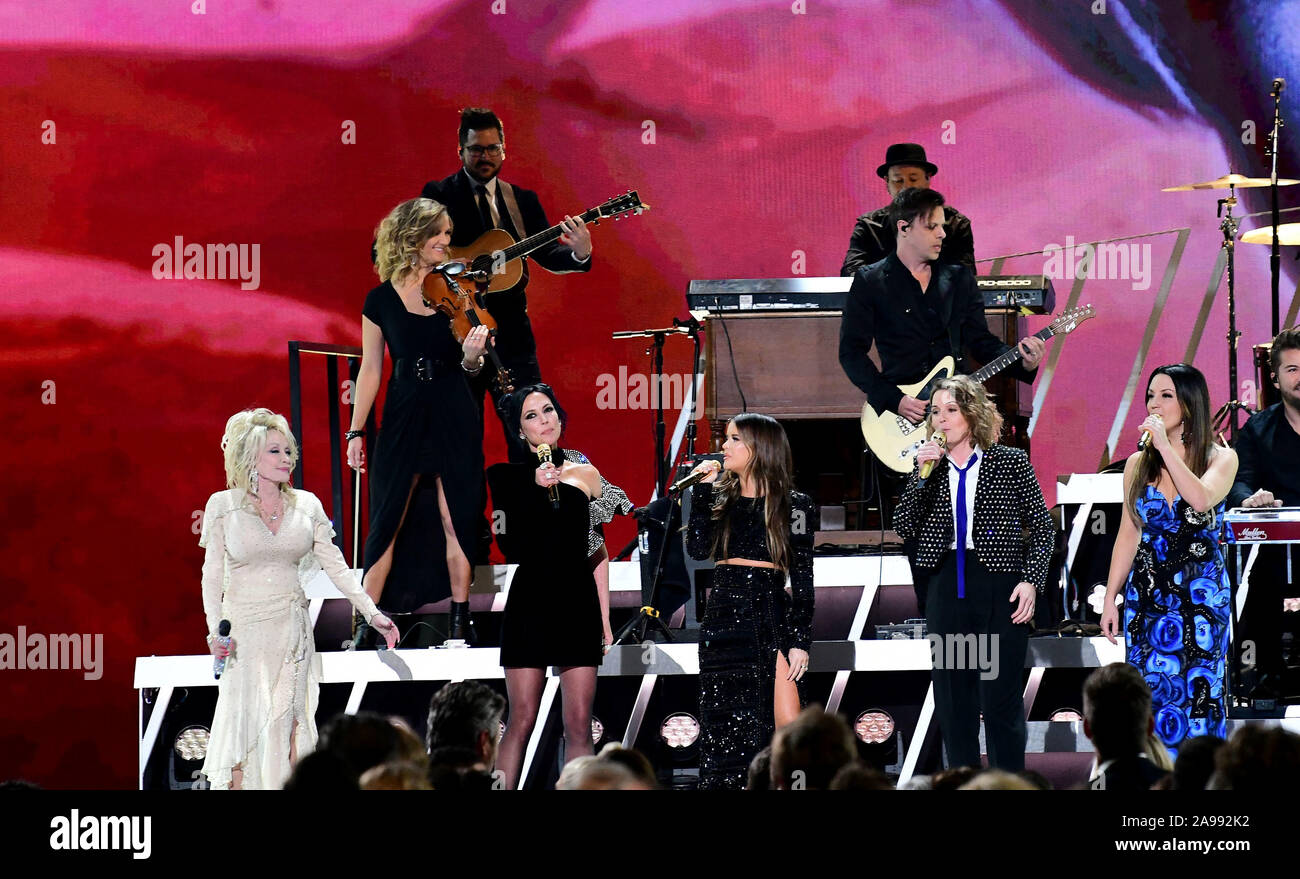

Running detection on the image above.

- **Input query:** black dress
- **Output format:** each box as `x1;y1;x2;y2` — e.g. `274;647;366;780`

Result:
487;454;602;668
361;281;483;613
686;484;817;789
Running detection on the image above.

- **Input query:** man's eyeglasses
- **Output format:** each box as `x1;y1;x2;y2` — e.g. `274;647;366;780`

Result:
464;144;504;157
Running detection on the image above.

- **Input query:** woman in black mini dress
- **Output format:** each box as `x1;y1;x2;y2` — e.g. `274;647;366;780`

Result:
345;198;488;642
488;384;630;788
685;412;817;790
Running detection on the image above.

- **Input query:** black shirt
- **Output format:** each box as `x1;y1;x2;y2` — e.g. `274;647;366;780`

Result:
1228;403;1300;508
837;253;1035;415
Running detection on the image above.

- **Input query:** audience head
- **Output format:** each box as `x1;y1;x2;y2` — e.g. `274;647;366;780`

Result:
746;746;773;791
770;706;856;790
1172;735;1224;790
597;744;658;789
1209;726;1300;790
556;755;651;790
283;750;360;791
929;766;978;791
360;761;433;791
426;681;506;770
1082;663;1153;763
318;711;403;778
958;770;1037;791
829;762;893;790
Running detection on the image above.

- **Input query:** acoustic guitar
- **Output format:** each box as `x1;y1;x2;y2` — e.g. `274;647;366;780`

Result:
450;190;648;292
860;305;1096;473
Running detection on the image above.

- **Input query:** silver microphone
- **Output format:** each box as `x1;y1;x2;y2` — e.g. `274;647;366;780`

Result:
213;619;231;679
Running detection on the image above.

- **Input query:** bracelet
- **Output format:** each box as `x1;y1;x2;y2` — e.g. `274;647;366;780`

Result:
345;429;365;441
461;357;484;376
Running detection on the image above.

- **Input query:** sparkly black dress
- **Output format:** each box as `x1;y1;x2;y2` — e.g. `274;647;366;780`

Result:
686;484;817;789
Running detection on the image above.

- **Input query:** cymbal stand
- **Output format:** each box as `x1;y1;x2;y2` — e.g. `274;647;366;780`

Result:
1218;185;1246;441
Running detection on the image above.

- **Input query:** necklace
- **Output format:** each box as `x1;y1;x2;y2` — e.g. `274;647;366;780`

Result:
258;492;283;522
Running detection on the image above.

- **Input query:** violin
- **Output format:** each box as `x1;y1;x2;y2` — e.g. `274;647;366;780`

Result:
421;267;515;395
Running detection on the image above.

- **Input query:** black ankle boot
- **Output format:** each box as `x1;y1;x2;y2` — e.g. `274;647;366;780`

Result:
448;600;478;645
351;609;374;651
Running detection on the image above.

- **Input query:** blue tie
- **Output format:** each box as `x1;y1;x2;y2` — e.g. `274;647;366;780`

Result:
955;453;978;599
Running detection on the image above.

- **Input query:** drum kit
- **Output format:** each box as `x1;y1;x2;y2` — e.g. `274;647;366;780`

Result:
1160;79;1295;439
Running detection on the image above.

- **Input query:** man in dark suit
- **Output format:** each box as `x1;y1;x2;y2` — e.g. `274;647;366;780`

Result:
841;143;976;276
420;107;592;440
1083;663;1171;790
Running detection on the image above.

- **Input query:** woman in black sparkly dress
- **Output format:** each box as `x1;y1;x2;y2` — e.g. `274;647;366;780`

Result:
685;413;817;790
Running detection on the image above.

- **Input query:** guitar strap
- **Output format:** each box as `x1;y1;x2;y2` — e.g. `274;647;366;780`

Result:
496;180;528;245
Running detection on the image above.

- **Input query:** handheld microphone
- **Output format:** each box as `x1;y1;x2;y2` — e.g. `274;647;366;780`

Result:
213;619;231;680
670;459;721;493
537;443;560;509
1137;415;1163;452
917;433;947;487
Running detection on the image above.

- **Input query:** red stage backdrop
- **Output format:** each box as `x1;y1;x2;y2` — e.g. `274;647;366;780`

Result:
1;0;1295;787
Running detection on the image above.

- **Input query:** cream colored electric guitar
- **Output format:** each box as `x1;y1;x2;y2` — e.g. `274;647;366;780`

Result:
860;305;1096;473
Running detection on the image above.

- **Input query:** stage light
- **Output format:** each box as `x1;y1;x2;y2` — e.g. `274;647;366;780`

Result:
660;713;700;748
1050;708;1083;722
854;710;894;744
591;717;604;745
174;725;210;762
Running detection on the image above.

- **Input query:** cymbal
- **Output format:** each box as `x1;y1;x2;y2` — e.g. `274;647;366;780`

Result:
1241;223;1300;245
1163;173;1299;191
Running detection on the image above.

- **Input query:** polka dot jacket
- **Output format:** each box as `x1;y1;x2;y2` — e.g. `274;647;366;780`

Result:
893;443;1054;592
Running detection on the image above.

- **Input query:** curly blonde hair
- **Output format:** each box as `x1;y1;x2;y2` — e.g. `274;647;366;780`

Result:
221;408;297;505
930;375;1003;449
373;197;452;284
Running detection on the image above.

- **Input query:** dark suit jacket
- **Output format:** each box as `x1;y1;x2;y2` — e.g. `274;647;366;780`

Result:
893;443;1054;591
841;204;975;276
1089;755;1170;791
838;254;1036;416
1227;402;1300;508
420;171;591;322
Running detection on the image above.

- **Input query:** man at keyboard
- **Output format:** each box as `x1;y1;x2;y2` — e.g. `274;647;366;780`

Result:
1227;326;1300;699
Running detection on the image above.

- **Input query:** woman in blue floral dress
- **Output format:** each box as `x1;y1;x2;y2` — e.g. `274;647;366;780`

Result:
1101;364;1238;757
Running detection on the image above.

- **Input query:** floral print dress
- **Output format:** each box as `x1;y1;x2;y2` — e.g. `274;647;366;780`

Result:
1124;486;1231;757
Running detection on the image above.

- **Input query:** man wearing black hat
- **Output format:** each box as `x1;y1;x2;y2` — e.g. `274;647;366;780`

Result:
841;143;975;276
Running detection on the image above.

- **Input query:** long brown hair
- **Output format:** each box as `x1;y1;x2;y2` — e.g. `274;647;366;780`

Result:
1124;363;1216;521
711;413;795;571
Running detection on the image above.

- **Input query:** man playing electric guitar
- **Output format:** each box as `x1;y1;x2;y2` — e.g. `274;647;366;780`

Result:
839;186;1047;614
839;186;1045;428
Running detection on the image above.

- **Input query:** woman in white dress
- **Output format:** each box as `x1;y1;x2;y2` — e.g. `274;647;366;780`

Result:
200;409;398;789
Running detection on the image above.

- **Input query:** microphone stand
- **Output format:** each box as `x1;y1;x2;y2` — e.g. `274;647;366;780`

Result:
1267;78;1286;336
610;322;693;561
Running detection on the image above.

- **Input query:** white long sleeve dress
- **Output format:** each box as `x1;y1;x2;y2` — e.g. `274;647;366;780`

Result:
198;488;379;790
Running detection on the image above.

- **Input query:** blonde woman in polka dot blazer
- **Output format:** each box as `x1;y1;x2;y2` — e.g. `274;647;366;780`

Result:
894;376;1054;771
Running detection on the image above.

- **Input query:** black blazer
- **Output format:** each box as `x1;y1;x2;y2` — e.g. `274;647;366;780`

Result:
893;443;1054;591
838;254;1036;416
1089;756;1169;791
